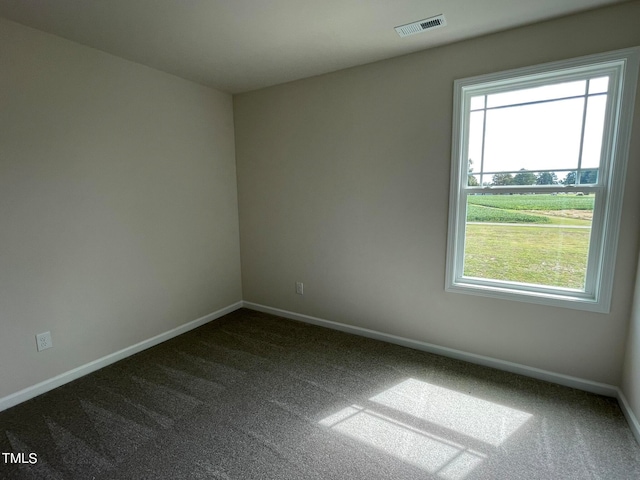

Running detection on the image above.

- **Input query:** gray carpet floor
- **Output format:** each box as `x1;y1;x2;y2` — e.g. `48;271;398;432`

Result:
1;308;639;479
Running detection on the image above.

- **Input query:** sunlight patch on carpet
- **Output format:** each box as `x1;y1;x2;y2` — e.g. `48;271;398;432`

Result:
370;378;532;446
320;378;532;479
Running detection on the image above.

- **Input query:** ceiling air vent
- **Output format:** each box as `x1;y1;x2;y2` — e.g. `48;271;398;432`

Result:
395;14;447;38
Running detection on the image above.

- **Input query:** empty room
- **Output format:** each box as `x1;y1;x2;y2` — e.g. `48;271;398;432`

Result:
1;1;640;478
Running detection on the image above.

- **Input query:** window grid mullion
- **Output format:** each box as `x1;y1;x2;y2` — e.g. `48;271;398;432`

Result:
471;90;607;113
575;79;590;185
479;96;487;187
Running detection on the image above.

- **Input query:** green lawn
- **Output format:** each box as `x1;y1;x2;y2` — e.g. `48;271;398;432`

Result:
464;224;590;289
464;194;593;288
544;216;591;226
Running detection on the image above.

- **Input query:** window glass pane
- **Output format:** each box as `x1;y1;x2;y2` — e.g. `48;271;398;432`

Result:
561;169;599;185
470;96;485;110
486;80;586;108
464;193;594;290
588;76;609;94
581;95;607;169
483;98;584;173
580;169;599;185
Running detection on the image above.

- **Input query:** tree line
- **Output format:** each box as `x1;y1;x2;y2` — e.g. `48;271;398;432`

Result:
468;160;597;186
490;169;558;186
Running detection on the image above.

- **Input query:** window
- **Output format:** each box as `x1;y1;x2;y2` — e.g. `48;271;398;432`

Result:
446;48;640;312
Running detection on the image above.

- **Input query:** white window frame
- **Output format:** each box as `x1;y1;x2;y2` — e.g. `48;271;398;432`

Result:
445;47;640;313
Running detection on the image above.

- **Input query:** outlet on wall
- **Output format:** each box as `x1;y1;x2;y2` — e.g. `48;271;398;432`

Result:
36;331;53;352
295;281;304;295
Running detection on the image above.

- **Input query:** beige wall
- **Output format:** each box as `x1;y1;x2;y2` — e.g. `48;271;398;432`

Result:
234;1;640;385
0;19;242;399
623;255;640;427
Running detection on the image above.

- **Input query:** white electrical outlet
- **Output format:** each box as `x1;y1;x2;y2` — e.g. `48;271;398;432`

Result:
36;331;53;352
295;281;304;295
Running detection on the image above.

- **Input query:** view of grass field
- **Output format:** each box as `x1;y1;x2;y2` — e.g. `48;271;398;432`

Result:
467;205;550;223
467;194;595;211
464;194;593;288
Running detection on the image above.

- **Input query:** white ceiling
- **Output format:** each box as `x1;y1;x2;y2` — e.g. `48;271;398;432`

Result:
0;0;626;93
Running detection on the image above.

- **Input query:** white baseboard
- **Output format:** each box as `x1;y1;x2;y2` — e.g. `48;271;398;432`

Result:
616;388;640;446
4;299;638;447
0;301;243;413
242;301;619;398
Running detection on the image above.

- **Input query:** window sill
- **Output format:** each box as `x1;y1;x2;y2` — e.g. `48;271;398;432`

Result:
445;280;608;313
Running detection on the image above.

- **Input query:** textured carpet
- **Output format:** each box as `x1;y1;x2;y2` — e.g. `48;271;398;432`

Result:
1;308;639;479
